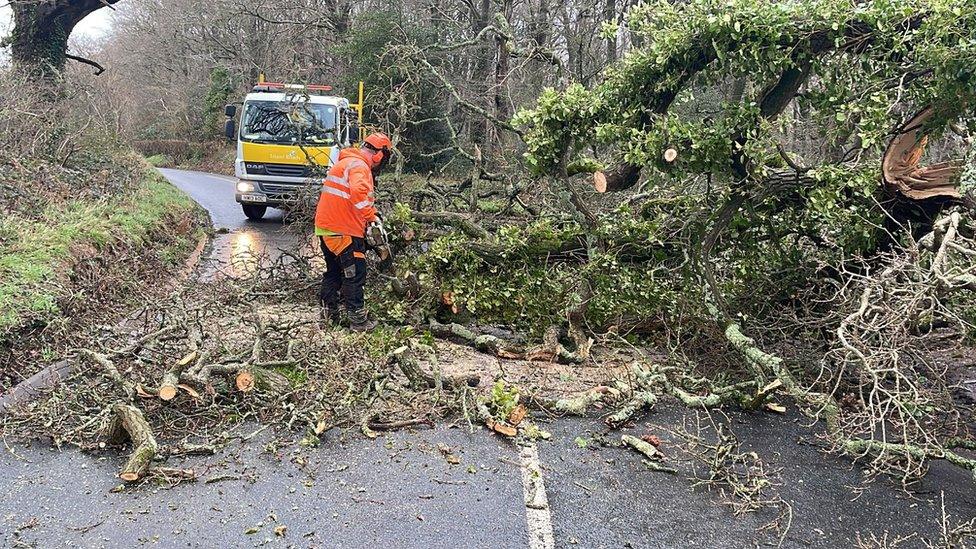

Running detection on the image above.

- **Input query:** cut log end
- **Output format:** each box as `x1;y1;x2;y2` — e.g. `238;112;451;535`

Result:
231;367;292;397
236;370;255;392
158;385;178;401
593;171;608;193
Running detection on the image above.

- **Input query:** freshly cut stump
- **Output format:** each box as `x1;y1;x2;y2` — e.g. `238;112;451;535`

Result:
236;367;292;397
158;372;180;401
159;351;198;401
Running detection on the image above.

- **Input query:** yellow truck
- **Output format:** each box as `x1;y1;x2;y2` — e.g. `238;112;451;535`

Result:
223;81;363;220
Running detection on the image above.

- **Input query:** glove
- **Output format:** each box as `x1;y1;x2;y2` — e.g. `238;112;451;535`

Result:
365;219;388;249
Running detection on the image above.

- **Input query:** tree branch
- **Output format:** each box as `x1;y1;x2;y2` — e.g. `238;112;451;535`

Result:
65;53;105;75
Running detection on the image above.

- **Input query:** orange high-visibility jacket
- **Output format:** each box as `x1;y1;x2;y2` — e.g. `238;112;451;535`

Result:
314;148;377;238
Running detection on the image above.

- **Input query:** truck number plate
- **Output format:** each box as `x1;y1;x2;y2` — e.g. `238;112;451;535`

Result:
241;194;267;203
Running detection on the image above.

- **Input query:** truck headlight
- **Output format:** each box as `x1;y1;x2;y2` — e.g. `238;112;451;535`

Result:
237;182;255;193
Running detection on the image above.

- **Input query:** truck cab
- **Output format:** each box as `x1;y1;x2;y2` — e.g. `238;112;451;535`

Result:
224;82;362;220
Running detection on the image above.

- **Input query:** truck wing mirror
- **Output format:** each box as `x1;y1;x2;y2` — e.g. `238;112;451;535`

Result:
224;119;236;141
225;104;237;117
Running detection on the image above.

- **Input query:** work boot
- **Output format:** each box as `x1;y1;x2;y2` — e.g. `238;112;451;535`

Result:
347;308;377;332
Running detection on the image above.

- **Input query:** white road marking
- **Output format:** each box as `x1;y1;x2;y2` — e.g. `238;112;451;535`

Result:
519;444;555;549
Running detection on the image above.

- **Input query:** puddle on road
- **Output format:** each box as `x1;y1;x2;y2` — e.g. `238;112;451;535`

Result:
198;227;322;281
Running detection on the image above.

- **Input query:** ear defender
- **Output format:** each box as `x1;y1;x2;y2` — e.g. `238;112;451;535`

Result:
362;132;393;170
377;148;391;170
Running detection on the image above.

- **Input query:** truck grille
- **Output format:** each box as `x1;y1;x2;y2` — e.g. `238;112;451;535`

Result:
264;163;309;177
261;182;301;194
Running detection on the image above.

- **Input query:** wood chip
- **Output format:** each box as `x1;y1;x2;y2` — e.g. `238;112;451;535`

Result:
178;384;201;399
486;418;517;437
760;379;783;394
507;404;527;426
765;402;787;414
641;434;662;447
176;351;199;367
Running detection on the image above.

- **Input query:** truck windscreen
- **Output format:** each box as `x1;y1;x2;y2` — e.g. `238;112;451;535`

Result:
240;100;338;145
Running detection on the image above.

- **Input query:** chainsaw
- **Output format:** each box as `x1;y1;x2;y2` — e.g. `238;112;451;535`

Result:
365;219;395;274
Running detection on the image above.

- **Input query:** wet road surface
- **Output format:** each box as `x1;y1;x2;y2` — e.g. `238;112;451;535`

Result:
4;413;976;548
1;170;975;548
158;168;302;280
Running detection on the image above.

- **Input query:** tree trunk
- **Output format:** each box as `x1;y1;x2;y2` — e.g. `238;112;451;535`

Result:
469;0;493;151
11;5;70;72
494;0;514;125
604;0;616;64
10;0;118;74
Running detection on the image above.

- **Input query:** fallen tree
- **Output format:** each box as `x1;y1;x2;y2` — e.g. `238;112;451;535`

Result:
1;271;473;482
6;0;976;493
378;0;976;482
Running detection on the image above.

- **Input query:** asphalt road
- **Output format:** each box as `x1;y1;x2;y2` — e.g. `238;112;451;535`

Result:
158;168;299;280
158;168;289;231
1;169;975;548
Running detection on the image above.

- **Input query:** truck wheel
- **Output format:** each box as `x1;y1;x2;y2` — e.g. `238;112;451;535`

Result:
242;205;267;220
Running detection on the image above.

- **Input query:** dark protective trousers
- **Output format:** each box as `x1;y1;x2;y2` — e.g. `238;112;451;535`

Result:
319;235;367;313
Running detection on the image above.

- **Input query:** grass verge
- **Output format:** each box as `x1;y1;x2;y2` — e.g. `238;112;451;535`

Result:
0;160;207;387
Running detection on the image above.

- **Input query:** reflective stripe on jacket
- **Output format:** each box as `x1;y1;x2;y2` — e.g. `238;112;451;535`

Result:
314;148;376;238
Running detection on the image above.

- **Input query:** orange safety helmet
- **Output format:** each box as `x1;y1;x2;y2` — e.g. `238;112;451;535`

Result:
362;132;393;170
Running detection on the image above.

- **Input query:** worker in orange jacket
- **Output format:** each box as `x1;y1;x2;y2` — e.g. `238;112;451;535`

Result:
314;132;392;331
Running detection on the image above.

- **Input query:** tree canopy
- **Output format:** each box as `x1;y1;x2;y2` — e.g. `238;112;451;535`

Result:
519;0;974;196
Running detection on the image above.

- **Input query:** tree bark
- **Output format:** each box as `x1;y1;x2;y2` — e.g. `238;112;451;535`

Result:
604;0;616;64
103;403;158;482
468;0;493;150
10;0;120;73
494;1;515;127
